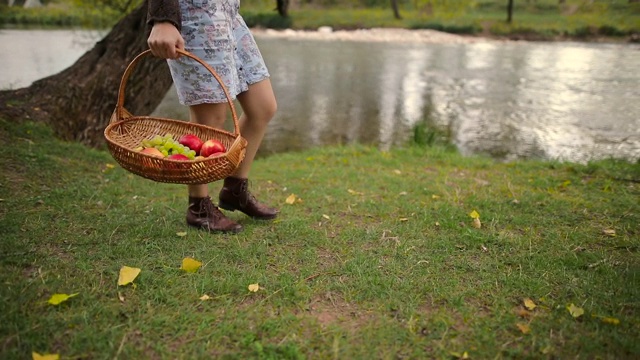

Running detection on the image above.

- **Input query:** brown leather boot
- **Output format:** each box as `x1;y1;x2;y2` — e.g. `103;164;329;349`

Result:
218;177;278;220
186;196;243;233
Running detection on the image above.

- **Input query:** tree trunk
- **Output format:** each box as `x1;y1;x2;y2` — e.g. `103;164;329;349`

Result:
0;1;174;147
507;0;514;23
276;0;289;17
391;0;402;19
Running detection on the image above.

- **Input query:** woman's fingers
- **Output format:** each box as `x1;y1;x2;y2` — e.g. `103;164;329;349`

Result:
147;22;184;59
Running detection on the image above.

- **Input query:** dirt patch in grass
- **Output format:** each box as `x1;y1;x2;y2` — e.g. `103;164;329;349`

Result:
314;247;341;272
301;291;373;332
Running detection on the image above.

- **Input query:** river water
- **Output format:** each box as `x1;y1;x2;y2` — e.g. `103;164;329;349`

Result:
1;28;639;163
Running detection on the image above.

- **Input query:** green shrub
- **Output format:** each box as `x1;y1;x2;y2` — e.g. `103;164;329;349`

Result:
442;23;481;34
598;25;627;37
409;21;480;34
573;25;597;38
411;120;453;148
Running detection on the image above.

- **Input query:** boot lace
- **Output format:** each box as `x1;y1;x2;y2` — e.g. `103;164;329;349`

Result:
236;180;257;206
200;196;226;220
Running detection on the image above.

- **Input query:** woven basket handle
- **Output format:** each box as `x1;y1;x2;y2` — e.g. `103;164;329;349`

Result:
113;49;240;136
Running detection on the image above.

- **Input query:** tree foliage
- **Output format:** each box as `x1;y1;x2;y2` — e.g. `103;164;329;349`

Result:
412;0;474;17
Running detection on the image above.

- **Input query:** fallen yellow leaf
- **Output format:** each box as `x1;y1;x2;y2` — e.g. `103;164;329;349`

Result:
32;352;59;360
322;214;331;220
523;298;537;311
602;229;616;237
472;217;482;229
248;283;260;292
285;194;297;204
469;210;480;219
47;293;78;306
516;323;531;334
515;308;532;318
347;189;363;195
431;194;440;199
176;231;187;237
117;266;141;286
449;351;469;359
592;314;620;325
199;294;211;301
105;163;115;169
601;317;620;325
181;257;202;273
393;169;402;175
567;303;584;318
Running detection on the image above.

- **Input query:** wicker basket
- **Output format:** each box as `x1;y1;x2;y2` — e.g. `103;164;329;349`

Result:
104;49;247;184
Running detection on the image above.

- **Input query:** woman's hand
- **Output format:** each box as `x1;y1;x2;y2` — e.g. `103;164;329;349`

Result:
147;22;185;59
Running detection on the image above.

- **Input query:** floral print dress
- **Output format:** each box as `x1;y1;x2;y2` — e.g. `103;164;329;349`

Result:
168;0;270;105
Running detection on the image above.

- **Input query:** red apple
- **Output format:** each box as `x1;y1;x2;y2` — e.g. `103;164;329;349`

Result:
178;134;203;154
167;154;190;161
140;147;164;158
200;139;226;157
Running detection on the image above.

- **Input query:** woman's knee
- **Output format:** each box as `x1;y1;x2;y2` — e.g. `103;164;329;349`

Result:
250;98;276;127
189;103;227;127
239;80;277;124
263;96;277;121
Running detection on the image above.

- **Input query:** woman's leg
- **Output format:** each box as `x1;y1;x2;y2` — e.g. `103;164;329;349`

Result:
218;78;279;219
234;78;277;177
186;102;242;233
187;102;227;197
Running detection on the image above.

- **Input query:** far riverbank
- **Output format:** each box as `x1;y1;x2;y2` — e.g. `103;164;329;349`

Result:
1;2;638;43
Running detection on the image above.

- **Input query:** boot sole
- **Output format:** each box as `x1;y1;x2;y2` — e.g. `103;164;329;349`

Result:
218;202;278;220
186;221;243;234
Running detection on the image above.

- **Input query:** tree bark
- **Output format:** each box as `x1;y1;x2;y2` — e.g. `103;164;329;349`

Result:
507;0;514;23
391;0;402;20
0;1;174;147
276;0;289;17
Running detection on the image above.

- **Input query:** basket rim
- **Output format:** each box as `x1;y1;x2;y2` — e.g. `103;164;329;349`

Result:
104;116;246;162
110;49;241;136
104;115;239;142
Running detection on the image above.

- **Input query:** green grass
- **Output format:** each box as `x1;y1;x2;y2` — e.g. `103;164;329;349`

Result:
1;118;639;359
284;3;639;39
0;2;125;28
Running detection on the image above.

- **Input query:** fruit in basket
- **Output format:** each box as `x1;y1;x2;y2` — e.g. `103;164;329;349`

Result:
140;147;164;158
167;154;190;161
178;134;204;155
200;139;226;157
141;134;197;160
